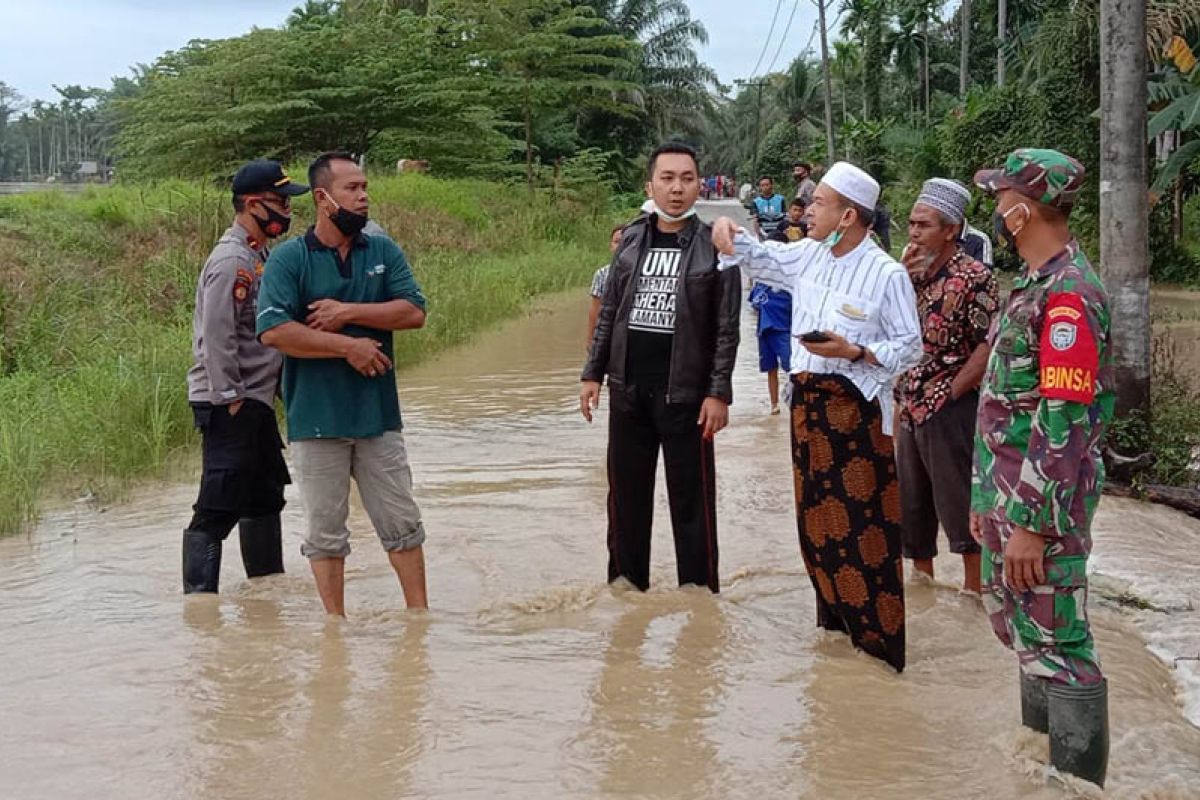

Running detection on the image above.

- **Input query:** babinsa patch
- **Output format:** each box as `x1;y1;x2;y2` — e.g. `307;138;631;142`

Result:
1038;292;1098;403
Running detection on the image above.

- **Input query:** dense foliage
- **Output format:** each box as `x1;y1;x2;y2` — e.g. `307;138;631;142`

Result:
697;0;1200;282
0;0;714;192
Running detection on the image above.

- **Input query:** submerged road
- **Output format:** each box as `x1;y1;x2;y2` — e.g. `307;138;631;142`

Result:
0;209;1198;797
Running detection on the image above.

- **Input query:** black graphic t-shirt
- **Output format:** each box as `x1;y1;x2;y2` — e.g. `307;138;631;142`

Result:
626;227;681;387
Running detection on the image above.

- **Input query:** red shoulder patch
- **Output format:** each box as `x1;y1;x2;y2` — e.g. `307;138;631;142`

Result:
1039;292;1097;403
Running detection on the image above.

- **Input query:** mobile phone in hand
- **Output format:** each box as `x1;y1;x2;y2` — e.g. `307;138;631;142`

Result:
799;331;831;344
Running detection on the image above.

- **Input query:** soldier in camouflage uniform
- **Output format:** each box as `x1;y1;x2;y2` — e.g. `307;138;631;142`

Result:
970;150;1114;787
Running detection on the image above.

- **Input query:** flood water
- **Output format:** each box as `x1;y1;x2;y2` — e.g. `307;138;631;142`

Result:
1154;289;1200;393
1;203;1199;799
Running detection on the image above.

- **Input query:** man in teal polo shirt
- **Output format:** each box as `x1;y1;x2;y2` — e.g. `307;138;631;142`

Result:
257;151;429;615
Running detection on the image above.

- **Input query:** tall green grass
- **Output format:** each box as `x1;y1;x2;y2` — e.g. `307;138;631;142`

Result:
0;174;615;533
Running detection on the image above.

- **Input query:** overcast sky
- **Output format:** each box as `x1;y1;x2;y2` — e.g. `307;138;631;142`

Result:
0;0;830;104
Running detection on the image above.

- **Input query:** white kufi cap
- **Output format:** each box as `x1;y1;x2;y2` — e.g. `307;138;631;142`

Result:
819;161;880;209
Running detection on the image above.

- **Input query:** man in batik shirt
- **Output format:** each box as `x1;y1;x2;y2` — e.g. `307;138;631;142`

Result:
896;178;998;594
971;149;1114;788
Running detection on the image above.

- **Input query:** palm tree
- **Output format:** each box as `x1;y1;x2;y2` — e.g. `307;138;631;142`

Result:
777;58;826;136
959;0;971;96
886;2;924;121
841;0;889;121
1013;0;1200;88
286;0;339;28
592;0;718;140
832;39;863;126
1148;2;1200;53
883;0;942;123
701;94;756;174
997;0;1008;85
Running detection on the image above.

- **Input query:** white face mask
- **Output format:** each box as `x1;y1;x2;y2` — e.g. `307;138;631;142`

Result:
651;202;697;223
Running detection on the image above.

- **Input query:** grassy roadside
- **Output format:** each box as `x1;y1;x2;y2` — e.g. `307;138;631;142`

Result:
0;174;614;533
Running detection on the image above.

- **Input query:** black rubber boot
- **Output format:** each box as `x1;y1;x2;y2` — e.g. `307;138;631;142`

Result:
1048;679;1109;788
1020;672;1049;733
239;515;284;579
182;528;223;594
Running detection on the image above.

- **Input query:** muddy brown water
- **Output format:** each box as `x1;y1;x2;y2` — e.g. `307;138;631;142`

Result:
2;203;1199;799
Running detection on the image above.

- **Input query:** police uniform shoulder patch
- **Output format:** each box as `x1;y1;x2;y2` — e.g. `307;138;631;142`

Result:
233;267;254;303
1038;292;1097;403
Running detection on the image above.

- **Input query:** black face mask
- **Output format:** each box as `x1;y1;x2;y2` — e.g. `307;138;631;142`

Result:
251;203;292;238
322;191;369;237
992;210;1020;256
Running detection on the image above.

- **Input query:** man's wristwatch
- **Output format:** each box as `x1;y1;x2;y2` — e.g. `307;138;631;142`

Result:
850;345;866;363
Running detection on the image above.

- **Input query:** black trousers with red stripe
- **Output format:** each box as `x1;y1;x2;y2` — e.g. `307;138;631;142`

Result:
606;385;719;593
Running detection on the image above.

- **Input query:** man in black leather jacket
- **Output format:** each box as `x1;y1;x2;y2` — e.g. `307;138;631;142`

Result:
580;142;741;594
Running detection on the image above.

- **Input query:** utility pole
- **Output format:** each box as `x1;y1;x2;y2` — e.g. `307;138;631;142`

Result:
997;0;1007;87
817;0;837;164
1100;0;1150;424
960;0;971;97
736;78;768;180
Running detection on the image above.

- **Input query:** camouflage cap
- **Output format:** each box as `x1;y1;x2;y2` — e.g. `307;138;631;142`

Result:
973;148;1086;210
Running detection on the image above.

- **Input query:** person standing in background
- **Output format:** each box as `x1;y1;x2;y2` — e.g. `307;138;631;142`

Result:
792;161;816;208
748;280;792;415
751;176;788;239
587;224;626;349
769;199;808;243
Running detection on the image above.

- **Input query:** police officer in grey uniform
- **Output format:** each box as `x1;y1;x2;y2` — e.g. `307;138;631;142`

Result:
183;160;310;593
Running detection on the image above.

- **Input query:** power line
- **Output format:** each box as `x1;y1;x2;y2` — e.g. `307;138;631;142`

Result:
800;19;820;59
734;78;770;178
749;0;786;79
765;0;803;74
